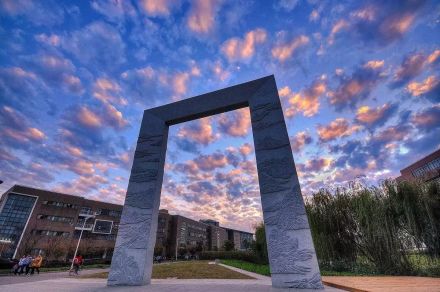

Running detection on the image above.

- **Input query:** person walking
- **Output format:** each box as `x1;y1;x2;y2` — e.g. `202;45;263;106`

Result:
24;255;33;275
30;254;43;275
14;255;26;275
73;254;83;275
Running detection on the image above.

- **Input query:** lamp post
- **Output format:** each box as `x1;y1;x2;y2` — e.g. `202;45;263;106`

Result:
70;212;96;271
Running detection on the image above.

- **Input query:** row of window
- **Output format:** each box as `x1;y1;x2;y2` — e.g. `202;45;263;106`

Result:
31;229;70;237
412;158;440;178
37;214;74;223
42;202;121;218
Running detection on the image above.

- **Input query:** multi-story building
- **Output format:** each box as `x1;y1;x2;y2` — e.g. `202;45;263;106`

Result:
397;149;440;183
0;185;254;260
201;220;228;251
0;185;122;260
225;228;254;251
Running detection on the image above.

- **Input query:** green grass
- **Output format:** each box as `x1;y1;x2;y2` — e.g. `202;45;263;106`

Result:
220;259;270;276
81;261;254;279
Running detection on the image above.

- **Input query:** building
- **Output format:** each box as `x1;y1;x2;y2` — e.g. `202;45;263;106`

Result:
0;185;122;260
397;149;440;183
201;220;228;251
225;228;254;250
0;185;254;260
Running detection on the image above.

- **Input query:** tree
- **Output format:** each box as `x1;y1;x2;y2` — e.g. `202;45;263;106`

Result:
223;240;234;251
252;223;268;264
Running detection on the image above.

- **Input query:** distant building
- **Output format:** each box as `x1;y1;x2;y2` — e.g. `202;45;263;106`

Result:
397;149;440;183
0;185;122;260
225;228;254;250
0;185;254;260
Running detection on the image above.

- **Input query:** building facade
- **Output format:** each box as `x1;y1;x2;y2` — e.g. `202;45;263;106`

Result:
397;149;440;183
0;185;122;260
0;185;254;260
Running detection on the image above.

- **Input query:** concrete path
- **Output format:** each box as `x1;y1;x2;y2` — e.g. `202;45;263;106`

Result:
0;277;343;292
0;268;109;286
0;264;342;291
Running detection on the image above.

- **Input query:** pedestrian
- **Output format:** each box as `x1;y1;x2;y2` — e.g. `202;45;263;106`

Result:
14;255;26;275
30;254;43;275
73;254;83;275
24;255;33;275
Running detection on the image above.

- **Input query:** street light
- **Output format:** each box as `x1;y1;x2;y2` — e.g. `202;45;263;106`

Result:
70;212;96;271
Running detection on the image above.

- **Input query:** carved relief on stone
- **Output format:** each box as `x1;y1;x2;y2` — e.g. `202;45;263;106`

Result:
137;134;163;147
284;273;324;289
268;230;313;274
263;191;309;231
108;249;142;285
254;136;290;152
129;169;158;183
250;102;282;123
124;190;155;209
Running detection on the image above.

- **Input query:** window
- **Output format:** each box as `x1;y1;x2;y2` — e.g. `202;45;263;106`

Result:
37;214;73;224
42;201;76;208
0;193;36;258
32;230;70;237
93;219;113;234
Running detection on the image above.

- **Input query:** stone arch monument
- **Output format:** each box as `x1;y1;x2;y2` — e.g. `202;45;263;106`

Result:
108;75;323;289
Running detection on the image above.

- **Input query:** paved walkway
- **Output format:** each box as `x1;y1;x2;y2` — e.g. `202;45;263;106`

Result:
0;268;109;286
322;276;440;292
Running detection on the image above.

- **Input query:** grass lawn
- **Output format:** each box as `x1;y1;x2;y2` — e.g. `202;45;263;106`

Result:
81;261;254;279
220;259;367;277
220;259;270;276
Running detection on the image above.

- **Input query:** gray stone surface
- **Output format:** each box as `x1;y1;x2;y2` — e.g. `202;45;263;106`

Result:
108;75;323;289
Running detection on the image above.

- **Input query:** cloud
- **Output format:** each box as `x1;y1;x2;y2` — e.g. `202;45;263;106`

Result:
328;60;386;111
139;0;180;17
187;0;221;34
35;33;61;46
330;1;427;46
355;103;398;129
411;105;440;133
390;52;428;88
221;28;267;62
298;157;333;173
275;0;299;12
0;0;64;26
239;143;253;156
177;117;217;145
280;77;326;118
290;131;313;153
194;152;228;171
406;75;440;103
91;0;136;22
26;53;84;94
0;106;46;145
217;108;251;137
76;106;102;129
93;78;127;106
317;118;361;142
62;21;125;72
121;65;198;105
271;34;309;62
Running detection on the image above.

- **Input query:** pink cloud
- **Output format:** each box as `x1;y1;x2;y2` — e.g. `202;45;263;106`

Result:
218;108;251;137
290;131;313;153
187;0;221;34
272;34;309;62
177;117;217;145
317;118;361;142
139;0;180;17
221;28;267;62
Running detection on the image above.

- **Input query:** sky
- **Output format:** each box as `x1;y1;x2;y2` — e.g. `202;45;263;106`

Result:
0;0;439;232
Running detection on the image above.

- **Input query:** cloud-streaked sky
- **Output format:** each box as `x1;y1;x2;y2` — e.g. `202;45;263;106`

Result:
1;0;439;232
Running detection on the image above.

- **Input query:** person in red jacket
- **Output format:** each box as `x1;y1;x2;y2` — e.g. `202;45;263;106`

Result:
73;254;83;275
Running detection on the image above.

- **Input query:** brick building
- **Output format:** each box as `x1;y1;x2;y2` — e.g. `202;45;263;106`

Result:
0;185;122;260
0;185;254;261
397;149;440;183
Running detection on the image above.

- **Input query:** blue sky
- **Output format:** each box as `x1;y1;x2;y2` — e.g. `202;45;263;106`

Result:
1;0;439;232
